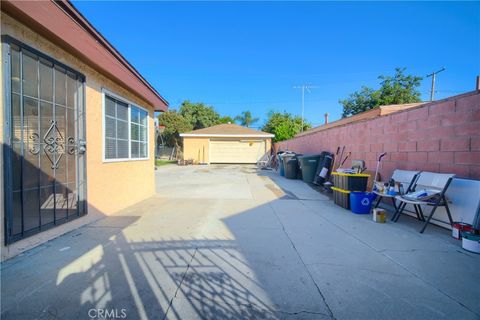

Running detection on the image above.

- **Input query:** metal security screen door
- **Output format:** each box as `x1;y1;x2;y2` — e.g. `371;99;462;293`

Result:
3;37;87;244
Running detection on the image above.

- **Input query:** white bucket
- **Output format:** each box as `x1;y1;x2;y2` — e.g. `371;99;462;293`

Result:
462;233;480;254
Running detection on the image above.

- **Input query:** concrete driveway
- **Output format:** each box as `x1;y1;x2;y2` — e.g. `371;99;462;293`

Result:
1;164;479;320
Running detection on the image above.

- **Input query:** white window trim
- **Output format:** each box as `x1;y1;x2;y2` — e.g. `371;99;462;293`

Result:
102;88;150;163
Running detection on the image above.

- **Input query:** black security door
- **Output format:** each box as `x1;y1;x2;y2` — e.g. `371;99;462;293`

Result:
3;37;87;244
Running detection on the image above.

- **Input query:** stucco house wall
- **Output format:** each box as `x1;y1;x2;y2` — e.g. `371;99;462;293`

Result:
1;13;157;259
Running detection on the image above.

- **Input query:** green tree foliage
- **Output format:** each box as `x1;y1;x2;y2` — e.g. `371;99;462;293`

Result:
158;110;193;147
179;100;220;130
262;111;311;142
234;111;259;127
218;116;235;124
340;68;423;117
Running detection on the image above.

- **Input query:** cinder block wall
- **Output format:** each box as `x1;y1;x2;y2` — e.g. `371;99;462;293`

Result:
276;91;480;180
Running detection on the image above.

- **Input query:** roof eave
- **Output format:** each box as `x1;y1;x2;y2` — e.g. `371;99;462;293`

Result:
2;0;168;111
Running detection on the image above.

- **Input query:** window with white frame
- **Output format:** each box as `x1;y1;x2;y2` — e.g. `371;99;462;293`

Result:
104;92;149;160
130;106;148;158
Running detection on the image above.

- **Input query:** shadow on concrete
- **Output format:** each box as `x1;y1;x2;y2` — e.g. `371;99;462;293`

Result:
1;210;328;319
1;166;479;320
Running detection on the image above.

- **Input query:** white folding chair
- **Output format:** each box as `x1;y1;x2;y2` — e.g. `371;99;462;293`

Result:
392;172;455;233
373;169;420;212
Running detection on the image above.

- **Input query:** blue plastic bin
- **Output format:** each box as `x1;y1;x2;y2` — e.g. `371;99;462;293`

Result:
277;153;285;177
350;192;376;214
278;154;285;176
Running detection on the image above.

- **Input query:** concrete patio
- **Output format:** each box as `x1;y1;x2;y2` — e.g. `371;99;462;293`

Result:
1;164;479;320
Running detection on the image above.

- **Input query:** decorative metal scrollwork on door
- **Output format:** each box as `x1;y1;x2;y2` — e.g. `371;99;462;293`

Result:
29;133;40;155
44;120;64;169
28;120;76;169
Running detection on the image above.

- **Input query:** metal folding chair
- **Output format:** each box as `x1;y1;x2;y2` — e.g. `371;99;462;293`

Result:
256;154;272;170
373;170;420;212
392;172;455;233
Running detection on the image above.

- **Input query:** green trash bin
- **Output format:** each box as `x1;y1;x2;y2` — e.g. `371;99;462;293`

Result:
298;154;322;183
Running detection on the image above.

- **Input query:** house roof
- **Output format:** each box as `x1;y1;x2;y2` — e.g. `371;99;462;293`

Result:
180;123;274;138
2;0;168;111
296;102;426;138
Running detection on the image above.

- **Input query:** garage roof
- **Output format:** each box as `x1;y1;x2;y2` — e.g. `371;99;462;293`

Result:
180;123;274;138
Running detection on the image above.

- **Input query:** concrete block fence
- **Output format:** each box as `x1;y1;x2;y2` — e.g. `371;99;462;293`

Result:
276;91;480;180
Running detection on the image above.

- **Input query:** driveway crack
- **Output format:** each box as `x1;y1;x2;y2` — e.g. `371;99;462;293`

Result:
162;248;198;320
269;203;336;320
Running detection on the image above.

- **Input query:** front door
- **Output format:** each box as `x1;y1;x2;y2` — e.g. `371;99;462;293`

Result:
3;37;87;244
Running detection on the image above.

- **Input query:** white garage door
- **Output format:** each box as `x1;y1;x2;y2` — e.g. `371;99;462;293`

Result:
210;139;266;163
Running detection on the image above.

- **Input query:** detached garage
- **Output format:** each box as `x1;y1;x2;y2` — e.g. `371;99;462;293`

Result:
180;123;274;164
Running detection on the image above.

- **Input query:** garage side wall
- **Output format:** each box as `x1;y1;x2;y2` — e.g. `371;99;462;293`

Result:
266;139;272;156
183;137;210;164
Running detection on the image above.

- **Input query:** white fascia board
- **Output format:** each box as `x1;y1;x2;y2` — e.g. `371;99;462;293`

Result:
180;133;275;138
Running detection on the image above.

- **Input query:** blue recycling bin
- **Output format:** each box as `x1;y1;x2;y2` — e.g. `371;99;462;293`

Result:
350;192;376;214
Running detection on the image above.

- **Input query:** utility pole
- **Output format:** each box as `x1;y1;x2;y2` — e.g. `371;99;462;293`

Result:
426;67;445;101
293;84;317;132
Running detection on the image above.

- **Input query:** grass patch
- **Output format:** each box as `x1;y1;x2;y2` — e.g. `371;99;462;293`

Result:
155;159;177;166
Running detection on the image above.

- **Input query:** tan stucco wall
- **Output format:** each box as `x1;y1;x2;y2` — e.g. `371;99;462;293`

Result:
182;137;272;164
182;137;210;164
0;13;156;259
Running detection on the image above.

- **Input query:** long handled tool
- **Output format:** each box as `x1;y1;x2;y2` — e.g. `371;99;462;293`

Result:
331;146;340;171
373;152;387;184
337;146;345;170
340;151;351;167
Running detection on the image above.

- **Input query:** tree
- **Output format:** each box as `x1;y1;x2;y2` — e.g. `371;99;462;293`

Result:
340;86;380;118
340;68;423;117
218;116;235;124
179;100;220;130
158;110;192;147
262;111;311;142
377;68;423;105
235;111;259;127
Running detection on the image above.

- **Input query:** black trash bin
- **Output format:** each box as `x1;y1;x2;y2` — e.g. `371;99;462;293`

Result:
313;152;334;185
285;158;298;179
282;154;296;176
294;154;303;179
278;151;295;176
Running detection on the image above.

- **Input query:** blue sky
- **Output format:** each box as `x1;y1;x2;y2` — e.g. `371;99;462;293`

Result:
73;1;479;127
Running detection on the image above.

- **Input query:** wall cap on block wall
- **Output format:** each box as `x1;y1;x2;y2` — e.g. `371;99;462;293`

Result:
297;103;425;138
297;90;479;139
